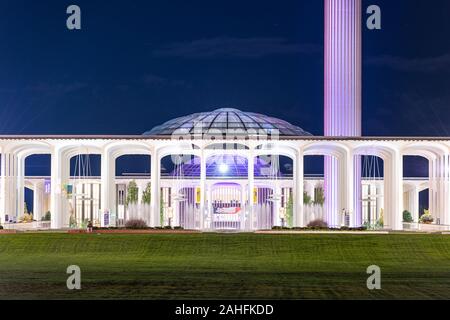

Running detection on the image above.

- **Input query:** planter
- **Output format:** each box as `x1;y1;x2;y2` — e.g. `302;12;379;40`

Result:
0;229;18;234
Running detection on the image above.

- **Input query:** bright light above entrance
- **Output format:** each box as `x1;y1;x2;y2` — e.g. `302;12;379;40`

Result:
219;163;229;174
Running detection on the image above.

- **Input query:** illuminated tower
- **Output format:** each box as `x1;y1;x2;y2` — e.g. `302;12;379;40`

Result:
324;0;362;226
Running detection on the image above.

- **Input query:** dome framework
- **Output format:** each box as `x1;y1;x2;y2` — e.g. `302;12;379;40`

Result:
144;108;312;137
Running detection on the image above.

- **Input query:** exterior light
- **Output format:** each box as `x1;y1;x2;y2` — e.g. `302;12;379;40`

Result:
219;163;229;174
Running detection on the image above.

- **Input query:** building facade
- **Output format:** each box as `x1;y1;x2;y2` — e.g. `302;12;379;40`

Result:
1;121;449;231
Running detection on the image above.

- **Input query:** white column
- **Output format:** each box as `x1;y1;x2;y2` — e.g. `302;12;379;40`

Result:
410;186;419;222
434;155;450;226
33;181;44;221
51;149;69;229
247;154;254;230
16;156;25;219
442;155;449;225
376;183;384;222
384;151;403;230
345;151;356;227
199;152;206;230
240;183;246;230
443;155;450;225
150;150;160;227
436;157;442;224
273;184;282;227
324;0;363;229
11;155;18;221
0;153;10;223
100;150;116;219
293;150;304;227
429;158;436;220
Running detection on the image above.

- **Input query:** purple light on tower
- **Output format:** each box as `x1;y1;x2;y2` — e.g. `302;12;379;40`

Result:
324;0;362;227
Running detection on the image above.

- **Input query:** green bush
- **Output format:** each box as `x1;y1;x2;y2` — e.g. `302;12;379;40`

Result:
403;210;413;223
303;191;312;205
41;211;51;221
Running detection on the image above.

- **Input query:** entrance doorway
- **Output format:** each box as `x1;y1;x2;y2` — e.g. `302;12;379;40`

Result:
210;183;243;230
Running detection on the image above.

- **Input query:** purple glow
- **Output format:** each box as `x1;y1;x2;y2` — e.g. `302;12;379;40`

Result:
165;155;288;178
324;0;362;226
44;180;51;194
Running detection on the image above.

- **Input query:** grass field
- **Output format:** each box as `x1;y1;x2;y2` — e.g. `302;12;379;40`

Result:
1;233;450;299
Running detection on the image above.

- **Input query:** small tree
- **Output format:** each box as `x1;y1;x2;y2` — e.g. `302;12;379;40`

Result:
286;195;294;228
314;188;325;206
376;209;384;228
42;211;51;221
126;180;139;205
303;191;312;205
69;214;77;228
24;202;29;214
403;210;413;223
142;182;151;204
160;193;164;227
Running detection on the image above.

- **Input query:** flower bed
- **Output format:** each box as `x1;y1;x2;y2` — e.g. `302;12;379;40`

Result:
67;228;199;234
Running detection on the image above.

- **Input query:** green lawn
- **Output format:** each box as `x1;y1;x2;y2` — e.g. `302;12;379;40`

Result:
0;233;450;299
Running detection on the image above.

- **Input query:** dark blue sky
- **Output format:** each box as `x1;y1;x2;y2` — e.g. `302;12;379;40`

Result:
1;0;450;136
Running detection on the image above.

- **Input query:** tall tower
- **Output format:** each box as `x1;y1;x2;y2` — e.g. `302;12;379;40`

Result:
324;0;362;226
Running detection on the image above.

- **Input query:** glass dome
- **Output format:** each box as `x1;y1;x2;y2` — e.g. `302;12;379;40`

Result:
143;108;312;137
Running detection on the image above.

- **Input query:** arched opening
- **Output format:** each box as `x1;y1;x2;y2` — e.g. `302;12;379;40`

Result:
255;154;294;229
205;154;247;230
354;144;402;230
303;155;325;225
115;154;151;225
402;156;429;226
161;154;200;229
20;154;51;226
68;154;101;227
360;155;384;228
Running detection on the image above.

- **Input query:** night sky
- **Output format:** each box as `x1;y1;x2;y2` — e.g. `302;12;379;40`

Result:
1;0;450;137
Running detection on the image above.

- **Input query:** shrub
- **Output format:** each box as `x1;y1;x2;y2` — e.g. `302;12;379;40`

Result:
0;225;3;230
125;219;148;229
19;213;33;223
42;211;51;221
307;219;328;229
420;211;434;224
403;210;413;223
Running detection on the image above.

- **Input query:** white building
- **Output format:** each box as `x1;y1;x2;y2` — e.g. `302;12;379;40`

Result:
0;108;447;231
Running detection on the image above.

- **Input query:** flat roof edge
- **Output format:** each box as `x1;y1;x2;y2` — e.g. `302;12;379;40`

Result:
0;135;450;141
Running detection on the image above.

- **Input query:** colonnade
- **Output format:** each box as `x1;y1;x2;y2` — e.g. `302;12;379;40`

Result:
1;137;450;230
